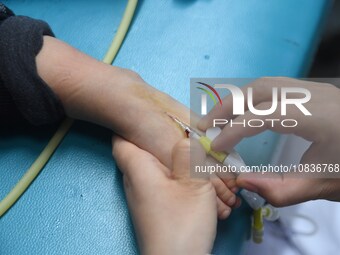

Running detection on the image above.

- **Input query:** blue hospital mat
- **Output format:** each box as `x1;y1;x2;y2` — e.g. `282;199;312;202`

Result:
0;0;331;254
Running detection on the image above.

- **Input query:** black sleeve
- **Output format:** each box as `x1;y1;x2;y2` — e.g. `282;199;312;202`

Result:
0;3;65;126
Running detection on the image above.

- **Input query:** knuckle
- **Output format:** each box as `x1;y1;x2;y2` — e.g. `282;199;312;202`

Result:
120;68;143;81
220;189;233;202
211;179;222;191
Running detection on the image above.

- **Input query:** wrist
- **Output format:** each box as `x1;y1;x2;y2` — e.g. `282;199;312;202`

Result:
36;36;146;125
55;66;147;128
36;37;194;168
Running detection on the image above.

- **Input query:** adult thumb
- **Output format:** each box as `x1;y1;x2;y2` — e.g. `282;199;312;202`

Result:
237;173;312;207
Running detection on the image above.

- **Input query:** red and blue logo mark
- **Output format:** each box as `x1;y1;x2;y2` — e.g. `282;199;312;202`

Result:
196;82;223;106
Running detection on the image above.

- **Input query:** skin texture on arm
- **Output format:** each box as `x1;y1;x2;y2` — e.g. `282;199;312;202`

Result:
35;36;237;218
112;137;217;255
198;77;340;206
36;37;188;168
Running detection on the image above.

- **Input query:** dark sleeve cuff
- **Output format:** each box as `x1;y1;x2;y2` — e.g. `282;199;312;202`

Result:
0;16;65;126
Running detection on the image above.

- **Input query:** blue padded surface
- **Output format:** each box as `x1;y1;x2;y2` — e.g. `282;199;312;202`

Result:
0;0;330;254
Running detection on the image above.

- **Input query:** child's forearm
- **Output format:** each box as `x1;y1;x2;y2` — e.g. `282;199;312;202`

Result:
36;36;189;167
36;36;238;215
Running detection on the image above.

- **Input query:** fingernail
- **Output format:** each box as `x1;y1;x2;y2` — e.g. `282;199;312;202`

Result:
227;196;236;206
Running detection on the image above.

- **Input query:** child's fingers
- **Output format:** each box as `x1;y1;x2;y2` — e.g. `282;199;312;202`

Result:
216;172;238;193
205;156;238;188
232;197;242;209
217;197;231;220
211;177;236;207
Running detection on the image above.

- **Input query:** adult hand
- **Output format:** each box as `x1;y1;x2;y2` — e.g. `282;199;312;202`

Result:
236;175;340;206
198;77;340;164
198;77;340;206
112;137;218;255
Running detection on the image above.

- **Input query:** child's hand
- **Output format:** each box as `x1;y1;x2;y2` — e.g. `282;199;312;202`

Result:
112;137;217;255
37;36;238;214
